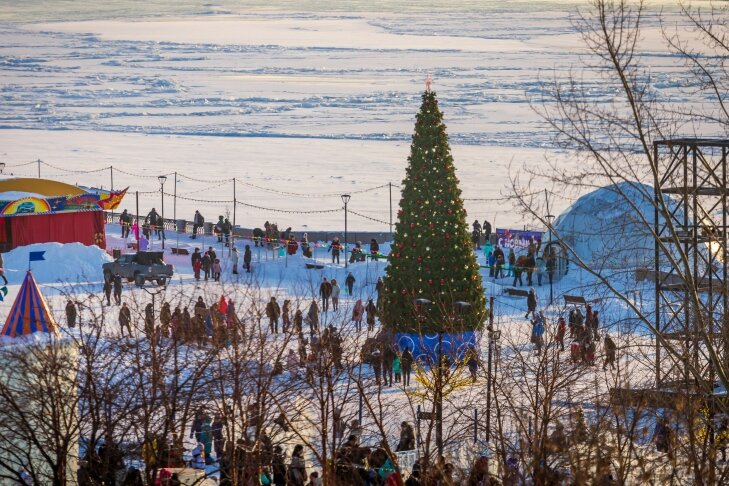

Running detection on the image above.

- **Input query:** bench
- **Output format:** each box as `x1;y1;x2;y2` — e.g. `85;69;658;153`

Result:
305;262;325;270
171;247;190;255
505;288;530;298
564;295;587;306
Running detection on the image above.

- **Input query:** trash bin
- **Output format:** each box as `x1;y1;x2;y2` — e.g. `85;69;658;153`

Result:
203;222;214;236
176;219;186;233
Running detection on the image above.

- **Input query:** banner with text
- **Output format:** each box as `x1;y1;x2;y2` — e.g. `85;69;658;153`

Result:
496;228;542;251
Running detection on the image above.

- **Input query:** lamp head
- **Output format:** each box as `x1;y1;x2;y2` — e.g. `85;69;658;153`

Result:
341;194;351;204
158;175;167;185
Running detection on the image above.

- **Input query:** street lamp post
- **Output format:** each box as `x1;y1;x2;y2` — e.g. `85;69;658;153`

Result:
341;194;351;268
545;213;555;306
158;175;167;250
485;321;501;443
0;163;5;174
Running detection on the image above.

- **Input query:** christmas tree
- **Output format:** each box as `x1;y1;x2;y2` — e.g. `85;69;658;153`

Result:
381;89;485;335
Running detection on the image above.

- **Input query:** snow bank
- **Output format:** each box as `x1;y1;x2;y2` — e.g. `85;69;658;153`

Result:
3;242;113;284
553;182;664;269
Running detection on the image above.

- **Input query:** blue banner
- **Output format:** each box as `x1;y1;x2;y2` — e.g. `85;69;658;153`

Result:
395;331;479;363
496;228;542;252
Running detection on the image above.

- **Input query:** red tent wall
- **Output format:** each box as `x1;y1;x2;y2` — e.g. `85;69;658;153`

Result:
6;211;106;250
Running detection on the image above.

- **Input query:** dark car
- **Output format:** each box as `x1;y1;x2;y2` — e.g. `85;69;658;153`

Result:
103;251;173;287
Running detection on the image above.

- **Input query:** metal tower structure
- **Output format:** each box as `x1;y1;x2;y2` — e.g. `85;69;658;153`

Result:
654;139;729;393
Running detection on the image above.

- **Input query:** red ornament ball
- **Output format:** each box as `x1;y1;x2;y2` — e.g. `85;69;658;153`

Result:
410;222;415;228
428;279;433;285
401;289;408;295
440;278;445;285
447;209;453;214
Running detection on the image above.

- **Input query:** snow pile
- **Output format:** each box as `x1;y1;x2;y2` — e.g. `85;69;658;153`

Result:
553;182;666;269
3;242;113;284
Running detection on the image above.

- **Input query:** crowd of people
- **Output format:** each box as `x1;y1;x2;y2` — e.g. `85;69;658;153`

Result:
98;210;632;485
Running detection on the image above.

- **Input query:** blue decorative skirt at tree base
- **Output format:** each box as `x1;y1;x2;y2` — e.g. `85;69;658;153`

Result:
395;331;480;364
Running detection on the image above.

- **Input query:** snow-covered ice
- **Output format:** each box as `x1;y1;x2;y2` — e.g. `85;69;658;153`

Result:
0;2;709;229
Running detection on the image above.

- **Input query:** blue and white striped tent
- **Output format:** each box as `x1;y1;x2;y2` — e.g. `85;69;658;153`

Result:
1;271;59;338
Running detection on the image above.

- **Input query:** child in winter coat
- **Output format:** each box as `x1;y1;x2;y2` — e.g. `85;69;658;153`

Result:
393;355;401;383
212;258;222;282
231;246;239;274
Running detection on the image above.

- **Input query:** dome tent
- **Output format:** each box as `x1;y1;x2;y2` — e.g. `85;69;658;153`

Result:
552;181;681;269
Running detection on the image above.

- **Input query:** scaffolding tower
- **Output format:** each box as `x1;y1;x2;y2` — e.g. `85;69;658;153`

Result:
654;139;729;394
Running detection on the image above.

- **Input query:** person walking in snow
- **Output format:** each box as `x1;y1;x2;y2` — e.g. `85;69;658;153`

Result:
113;274;123;305
244;245;252;273
483;219;492;242
493;245;505;279
231;246;239;275
103;279;112;306
352;299;364;332
345;272;355;296
467;348;479;382
282;300;291;333
191;248;202;280
266;297;282;334
472;220;482;249
146;208;163;241
525;288;537;319
287;236;299;256
201;251;211;281
508;248;516;277
603;333;617;370
532;313;545;354
513;256;524;287
331;279;341;312
119;302;132;337
365;298;377;332
401;347;413;387
592;310;601;341
66;300;77;328
328;237;342;264
556;316;566;351
307;300;319;334
396;422;415;452
192;210;204;239
212;258;222;282
160;302;172;338
119;209;131;239
200;416;214;464
525;251;536;287
293;308;303;334
288;444;307;486
320;277;332;312
222;217;232;247
215;216;225;243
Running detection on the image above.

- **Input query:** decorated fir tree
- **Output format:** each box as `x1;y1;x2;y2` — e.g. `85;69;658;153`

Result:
381;89;485;335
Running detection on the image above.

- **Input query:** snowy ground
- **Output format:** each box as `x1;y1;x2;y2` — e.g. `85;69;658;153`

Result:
0;219;663;481
0;1;707;230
